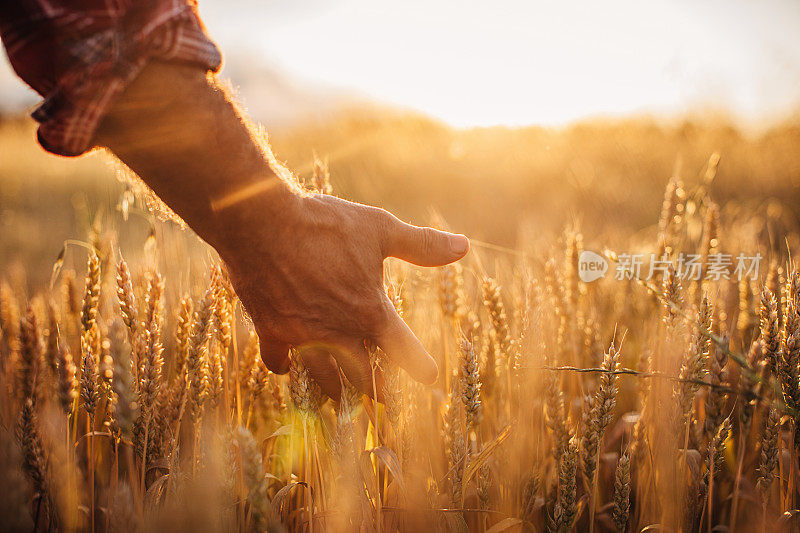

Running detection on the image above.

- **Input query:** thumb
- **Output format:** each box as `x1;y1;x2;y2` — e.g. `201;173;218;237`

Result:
383;216;469;266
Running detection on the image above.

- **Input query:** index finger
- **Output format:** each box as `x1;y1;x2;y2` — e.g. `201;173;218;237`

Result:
376;304;439;385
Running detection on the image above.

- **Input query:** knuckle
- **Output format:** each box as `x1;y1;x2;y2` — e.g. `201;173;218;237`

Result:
358;298;388;335
421;227;436;254
372;208;396;236
372;206;394;223
370;308;390;334
374;298;395;331
358;207;394;256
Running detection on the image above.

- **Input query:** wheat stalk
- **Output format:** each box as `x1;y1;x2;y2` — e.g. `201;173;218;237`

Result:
459;337;482;433
554;436;578;532
760;288;780;376
185;288;214;425
612;446;631;533
288;351;322;416
755;406;780;503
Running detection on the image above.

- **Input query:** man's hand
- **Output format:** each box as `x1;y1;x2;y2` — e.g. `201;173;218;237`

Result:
218;190;468;398
96;61;469;398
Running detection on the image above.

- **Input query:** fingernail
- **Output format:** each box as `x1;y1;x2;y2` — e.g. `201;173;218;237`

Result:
449;234;470;255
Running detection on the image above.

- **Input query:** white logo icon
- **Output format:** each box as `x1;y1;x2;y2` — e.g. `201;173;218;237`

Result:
578;251;608;282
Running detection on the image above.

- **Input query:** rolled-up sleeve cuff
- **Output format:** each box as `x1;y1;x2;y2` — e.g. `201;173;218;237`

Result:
31;3;222;157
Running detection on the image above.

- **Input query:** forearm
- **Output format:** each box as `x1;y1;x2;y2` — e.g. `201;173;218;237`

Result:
95;61;298;255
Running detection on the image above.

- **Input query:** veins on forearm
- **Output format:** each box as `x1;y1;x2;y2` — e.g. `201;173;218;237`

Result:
95;61;294;248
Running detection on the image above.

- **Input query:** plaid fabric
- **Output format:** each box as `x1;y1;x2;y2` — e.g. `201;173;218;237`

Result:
0;0;222;156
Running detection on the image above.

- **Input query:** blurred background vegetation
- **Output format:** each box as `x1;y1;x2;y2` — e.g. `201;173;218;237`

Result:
2;110;799;290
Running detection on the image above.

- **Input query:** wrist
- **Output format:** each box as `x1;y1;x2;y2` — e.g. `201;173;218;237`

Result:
95;60;305;256
206;175;304;259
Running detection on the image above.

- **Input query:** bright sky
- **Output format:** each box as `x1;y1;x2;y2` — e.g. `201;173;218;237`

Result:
2;0;799;128
201;0;800;127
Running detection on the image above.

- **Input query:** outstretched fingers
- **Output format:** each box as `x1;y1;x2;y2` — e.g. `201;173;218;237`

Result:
376;304;439;385
380;211;469;267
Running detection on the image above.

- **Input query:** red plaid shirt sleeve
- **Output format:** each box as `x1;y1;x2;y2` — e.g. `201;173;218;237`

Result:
0;0;222;157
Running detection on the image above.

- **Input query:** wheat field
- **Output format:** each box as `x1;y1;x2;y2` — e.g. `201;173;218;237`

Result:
1;113;800;532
